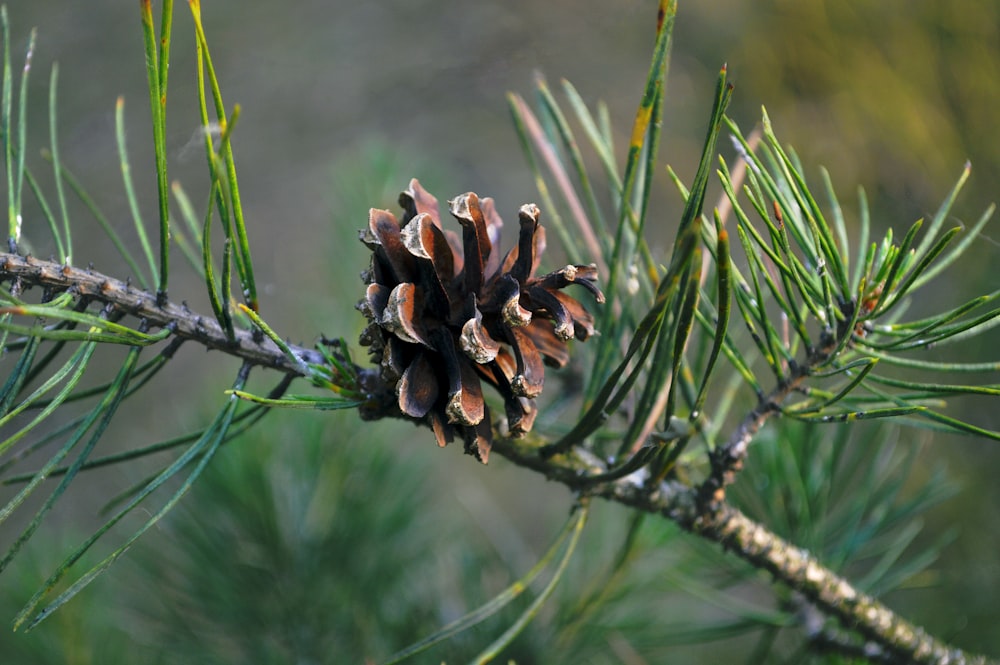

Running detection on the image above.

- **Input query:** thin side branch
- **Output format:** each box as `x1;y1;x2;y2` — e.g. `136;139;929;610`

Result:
697;336;842;508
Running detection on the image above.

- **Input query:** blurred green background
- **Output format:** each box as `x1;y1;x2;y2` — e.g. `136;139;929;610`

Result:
1;0;998;662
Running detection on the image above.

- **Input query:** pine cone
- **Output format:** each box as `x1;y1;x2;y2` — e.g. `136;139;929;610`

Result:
357;179;604;462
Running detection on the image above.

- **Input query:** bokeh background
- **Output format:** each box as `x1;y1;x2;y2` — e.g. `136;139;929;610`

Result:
2;1;998;662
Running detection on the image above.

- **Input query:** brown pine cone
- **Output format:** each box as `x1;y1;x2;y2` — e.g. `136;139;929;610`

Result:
357;179;603;462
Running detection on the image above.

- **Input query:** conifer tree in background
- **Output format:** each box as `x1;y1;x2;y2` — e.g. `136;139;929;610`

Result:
1;2;998;663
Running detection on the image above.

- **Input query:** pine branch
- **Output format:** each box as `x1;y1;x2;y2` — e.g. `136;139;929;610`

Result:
492;435;996;665
5;249;990;663
0;251;323;372
3;3;997;659
793;596;904;665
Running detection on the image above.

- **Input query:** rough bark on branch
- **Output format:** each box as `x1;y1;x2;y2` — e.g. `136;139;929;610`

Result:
0;252;324;372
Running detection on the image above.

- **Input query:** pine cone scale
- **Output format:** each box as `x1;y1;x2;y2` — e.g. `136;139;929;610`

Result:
366;209;416;284
382;283;430;347
397;351;439;418
460;306;501;363
449;193;492;298
506;326;545;398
